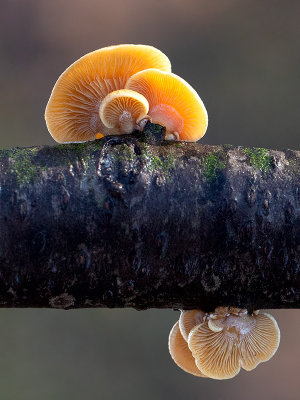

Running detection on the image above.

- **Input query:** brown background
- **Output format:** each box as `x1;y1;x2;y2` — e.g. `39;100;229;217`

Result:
0;0;299;399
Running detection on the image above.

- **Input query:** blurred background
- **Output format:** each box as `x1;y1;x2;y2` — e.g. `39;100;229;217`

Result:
0;0;299;399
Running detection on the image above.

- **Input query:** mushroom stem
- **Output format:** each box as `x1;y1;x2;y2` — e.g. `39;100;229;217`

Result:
165;132;179;141
136;115;152;131
119;110;135;134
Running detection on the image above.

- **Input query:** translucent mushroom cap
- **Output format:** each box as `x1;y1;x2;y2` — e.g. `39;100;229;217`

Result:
45;45;171;143
125;68;208;141
168;321;206;377
99;89;149;134
179;310;205;341
188;308;280;380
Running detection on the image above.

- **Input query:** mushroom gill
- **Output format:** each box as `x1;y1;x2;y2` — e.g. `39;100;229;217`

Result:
45;45;171;143
125;68;208;142
99;89;149;134
188;308;280;380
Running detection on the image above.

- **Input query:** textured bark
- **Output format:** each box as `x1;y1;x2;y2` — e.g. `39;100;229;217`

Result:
0;123;299;311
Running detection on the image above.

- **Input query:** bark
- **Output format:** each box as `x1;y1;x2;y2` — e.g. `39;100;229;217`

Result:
0;123;299;311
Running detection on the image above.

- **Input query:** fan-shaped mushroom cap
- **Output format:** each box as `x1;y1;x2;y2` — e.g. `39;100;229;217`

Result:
188;309;280;380
125;69;208;141
188;321;241;379
179;310;205;341
168;321;206;377
240;313;280;371
45;45;171;143
99;89;149;134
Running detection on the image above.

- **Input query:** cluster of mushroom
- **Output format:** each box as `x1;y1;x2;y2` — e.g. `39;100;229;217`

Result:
169;307;280;379
45;44;208;143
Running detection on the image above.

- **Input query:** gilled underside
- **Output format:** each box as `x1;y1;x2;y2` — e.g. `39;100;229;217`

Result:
45;45;171;142
169;308;280;380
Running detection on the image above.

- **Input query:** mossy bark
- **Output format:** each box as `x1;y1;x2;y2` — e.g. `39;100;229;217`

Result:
0;123;299;310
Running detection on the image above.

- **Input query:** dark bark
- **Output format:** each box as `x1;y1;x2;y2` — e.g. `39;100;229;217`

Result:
0;123;299;311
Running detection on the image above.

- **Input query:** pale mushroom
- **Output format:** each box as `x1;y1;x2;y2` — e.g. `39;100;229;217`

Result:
188;307;280;380
179;310;205;341
168;321;206;377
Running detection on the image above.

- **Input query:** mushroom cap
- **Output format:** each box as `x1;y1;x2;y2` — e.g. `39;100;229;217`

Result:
45;45;171;143
188;321;241;380
179;310;205;341
239;312;280;371
168;321;206;377
99;89;149;133
125;68;208;141
188;311;280;380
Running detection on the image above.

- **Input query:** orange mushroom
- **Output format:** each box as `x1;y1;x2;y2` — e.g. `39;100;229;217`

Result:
99;89;149;134
188;307;280;380
125;68;208;141
45;45;171;143
168;321;206;377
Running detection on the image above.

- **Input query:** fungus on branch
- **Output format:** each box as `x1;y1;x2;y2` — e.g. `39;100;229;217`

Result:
99;89;149;134
188;307;280;380
45;45;171;143
168;321;206;377
125;68;208;141
179;310;205;341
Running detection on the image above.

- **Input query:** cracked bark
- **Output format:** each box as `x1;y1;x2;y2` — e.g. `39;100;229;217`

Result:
0;123;299;310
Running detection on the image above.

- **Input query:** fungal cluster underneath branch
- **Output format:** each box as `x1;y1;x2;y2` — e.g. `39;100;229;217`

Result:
169;307;280;379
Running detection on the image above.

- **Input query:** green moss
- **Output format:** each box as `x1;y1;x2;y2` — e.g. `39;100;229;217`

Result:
142;146;175;177
203;154;226;183
243;147;272;172
149;155;175;174
6;148;39;185
114;144;135;162
56;142;91;159
48;142;94;171
151;156;164;169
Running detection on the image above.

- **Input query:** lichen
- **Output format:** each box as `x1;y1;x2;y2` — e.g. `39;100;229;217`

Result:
203;154;226;183
243;147;272;172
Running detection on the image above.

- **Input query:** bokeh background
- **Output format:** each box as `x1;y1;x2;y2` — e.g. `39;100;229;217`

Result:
0;0;299;399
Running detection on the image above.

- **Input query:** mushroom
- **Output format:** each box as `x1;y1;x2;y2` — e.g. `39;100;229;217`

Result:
125;68;208;141
168;321;206;377
179;310;205;341
188;307;280;380
45;44;171;143
99;89;149;134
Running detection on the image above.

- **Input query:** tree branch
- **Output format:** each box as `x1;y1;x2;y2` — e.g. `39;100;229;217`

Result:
0;123;299;310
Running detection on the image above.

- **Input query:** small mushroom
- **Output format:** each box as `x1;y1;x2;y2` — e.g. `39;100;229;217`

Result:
168;321;206;377
99;89;149;134
45;45;171;143
188;307;280;380
125;68;208;141
179;310;205;341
